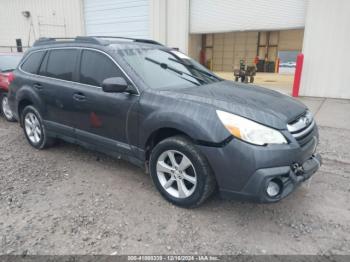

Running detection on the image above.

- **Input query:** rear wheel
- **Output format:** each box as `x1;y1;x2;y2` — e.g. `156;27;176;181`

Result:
150;136;216;208
21;105;55;149
1;93;16;122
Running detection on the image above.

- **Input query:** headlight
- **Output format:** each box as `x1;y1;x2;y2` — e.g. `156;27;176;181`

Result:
216;110;287;146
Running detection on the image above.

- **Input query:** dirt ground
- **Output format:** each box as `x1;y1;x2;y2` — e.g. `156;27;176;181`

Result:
0;116;349;255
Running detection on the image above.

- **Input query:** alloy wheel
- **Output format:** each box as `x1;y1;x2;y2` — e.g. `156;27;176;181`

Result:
24;112;42;144
2;96;13;120
156;150;197;199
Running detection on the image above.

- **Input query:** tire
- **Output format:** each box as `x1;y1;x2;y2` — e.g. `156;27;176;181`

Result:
149;136;216;208
21;105;55;149
1;93;16;122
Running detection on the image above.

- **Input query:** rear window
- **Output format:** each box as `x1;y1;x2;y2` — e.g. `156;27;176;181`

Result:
21;51;45;74
43;49;78;81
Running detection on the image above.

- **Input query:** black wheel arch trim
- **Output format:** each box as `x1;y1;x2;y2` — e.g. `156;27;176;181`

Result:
16;85;45;120
140;110;230;150
195;135;233;147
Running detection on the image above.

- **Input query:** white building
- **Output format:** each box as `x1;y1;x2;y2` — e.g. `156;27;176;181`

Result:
0;0;349;99
0;0;85;50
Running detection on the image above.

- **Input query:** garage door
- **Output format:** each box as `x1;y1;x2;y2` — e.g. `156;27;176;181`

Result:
212;32;258;71
279;29;304;51
190;0;308;34
84;0;150;38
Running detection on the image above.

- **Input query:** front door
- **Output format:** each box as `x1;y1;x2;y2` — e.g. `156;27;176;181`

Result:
73;49;139;155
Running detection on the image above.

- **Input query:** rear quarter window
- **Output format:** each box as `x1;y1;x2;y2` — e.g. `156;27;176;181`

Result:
21;51;45;74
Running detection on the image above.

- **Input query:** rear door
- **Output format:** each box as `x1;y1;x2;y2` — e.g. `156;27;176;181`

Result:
16;50;46;94
37;48;79;138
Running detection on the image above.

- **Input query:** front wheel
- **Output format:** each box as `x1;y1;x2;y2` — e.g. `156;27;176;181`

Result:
1;93;16;122
149;136;216;208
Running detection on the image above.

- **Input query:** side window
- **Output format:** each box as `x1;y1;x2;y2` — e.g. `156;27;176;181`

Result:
21;51;45;74
44;49;78;81
38;51;49;76
79;50;123;86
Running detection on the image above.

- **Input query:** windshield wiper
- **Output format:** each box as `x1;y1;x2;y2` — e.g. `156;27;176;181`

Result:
145;57;205;86
168;57;222;81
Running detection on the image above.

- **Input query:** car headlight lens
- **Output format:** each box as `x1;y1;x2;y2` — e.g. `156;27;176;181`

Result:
216;110;287;146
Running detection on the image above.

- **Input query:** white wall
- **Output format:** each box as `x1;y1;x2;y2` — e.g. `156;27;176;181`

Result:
150;0;189;54
0;0;190;55
83;0;190;54
0;0;84;50
300;0;350;99
190;0;308;34
150;0;167;44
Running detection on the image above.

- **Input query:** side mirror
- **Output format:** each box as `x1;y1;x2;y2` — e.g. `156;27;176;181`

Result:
102;77;128;93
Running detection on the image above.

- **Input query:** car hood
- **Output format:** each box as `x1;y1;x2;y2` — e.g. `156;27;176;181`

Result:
158;81;307;130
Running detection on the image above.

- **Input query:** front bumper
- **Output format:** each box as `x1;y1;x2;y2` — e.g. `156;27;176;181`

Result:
197;126;321;203
220;153;322;203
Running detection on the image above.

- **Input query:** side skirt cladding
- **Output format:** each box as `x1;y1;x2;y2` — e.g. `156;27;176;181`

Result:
44;120;144;168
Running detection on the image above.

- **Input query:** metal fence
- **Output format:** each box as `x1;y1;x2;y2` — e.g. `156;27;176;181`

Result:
0;46;30;53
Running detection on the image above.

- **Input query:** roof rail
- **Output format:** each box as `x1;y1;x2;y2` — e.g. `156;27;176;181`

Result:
33;37;100;46
33;36;163;47
91;36;164;46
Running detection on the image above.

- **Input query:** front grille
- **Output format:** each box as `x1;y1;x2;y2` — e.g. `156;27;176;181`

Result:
287;111;315;146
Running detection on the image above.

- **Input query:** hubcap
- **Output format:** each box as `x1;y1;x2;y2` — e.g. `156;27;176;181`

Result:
2;96;13;120
156;150;197;199
24;112;42;144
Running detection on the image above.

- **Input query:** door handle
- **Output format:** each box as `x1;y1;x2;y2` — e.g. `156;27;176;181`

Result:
33;83;43;90
73;92;86;101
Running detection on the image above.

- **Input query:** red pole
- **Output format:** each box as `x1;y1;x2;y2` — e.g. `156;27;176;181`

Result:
292;53;304;97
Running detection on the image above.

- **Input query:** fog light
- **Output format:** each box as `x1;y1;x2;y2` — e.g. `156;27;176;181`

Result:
266;179;282;197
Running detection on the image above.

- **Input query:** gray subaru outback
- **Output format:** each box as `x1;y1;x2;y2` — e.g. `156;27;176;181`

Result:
8;36;321;207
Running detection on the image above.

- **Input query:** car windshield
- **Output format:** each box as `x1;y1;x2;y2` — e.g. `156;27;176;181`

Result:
0;54;22;72
116;47;222;89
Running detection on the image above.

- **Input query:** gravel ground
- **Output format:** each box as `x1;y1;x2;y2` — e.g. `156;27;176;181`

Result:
0;116;349;255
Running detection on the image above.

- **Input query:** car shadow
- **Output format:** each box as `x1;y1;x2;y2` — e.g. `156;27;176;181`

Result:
48;139;312;221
